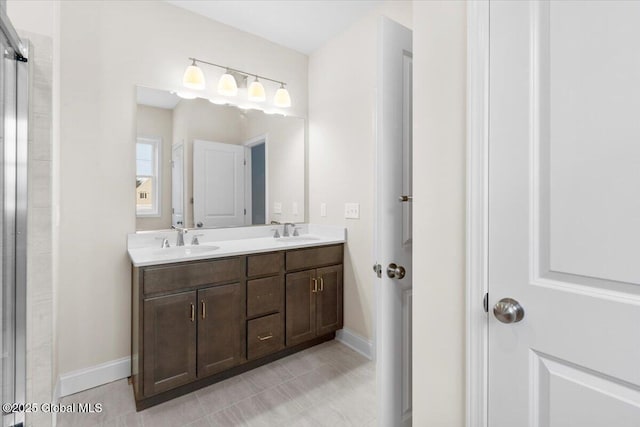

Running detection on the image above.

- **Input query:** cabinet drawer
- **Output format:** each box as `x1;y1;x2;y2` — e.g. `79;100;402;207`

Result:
285;245;343;271
143;257;244;295
247;313;284;360
247;276;283;318
247;252;283;277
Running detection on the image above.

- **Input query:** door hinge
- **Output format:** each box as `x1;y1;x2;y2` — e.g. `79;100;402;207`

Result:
244;159;247;166
483;292;489;313
244;208;247;215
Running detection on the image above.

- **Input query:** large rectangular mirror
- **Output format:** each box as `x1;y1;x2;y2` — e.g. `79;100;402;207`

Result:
135;86;305;230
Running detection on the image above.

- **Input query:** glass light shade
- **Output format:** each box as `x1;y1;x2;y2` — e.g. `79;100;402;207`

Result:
248;79;266;102
273;86;292;108
218;73;238;96
182;64;205;90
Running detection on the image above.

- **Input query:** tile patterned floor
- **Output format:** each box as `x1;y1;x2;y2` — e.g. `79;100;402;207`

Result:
56;340;376;427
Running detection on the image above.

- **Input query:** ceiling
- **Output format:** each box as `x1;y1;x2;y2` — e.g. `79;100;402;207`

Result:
165;0;383;55
137;86;180;109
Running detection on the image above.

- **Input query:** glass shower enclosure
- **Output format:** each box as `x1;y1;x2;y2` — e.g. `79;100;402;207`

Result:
0;6;28;427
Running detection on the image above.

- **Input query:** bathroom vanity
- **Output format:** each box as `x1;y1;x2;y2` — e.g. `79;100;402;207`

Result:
128;225;345;410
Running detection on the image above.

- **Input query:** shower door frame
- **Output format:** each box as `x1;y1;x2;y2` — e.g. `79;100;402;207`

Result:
0;6;28;427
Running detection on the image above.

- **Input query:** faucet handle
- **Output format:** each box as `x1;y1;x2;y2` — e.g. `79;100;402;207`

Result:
271;228;281;238
155;237;170;248
191;234;204;245
293;227;302;237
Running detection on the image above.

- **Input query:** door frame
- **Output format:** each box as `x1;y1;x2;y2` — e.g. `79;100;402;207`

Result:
466;2;489;427
244;134;269;224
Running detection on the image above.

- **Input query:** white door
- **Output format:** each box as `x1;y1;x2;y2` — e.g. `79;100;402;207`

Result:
376;17;413;427
193;140;246;228
171;144;184;227
489;1;640;426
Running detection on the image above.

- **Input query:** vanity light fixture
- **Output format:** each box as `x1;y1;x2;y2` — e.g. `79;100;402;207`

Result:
273;83;292;108
182;57;291;108
217;69;238;97
182;59;206;90
248;76;266;102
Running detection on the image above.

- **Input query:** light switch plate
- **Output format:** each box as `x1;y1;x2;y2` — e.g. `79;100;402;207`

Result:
344;203;360;219
320;203;327;217
273;202;282;214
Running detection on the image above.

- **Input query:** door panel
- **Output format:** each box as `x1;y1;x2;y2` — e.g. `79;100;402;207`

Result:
193;140;245;228
376;17;413;427
197;283;244;377
143;292;196;396
316;265;343;336
489;2;640;425
285;270;316;346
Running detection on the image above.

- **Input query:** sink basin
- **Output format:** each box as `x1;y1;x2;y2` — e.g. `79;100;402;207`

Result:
275;236;321;244
151;245;219;256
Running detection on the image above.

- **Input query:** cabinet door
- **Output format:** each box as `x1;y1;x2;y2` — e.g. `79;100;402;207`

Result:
143;291;197;396
316;265;343;336
286;270;317;346
197;283;244;377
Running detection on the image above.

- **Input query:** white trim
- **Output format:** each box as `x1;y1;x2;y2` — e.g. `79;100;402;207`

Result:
56;357;130;398
466;2;489;427
136;135;162;218
336;327;374;360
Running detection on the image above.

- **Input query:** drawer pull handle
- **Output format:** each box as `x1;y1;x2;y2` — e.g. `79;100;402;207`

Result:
201;300;206;319
319;276;324;292
258;334;273;341
190;304;195;322
311;278;318;293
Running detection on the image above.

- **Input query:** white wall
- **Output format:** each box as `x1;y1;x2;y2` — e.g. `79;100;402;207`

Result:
58;0;307;376
308;1;412;342
136;105;173;231
412;1;467;426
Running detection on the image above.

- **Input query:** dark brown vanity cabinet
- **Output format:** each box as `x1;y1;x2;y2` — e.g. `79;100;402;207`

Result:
132;244;343;410
132;257;245;402
142;291;197;396
197;283;244;377
285;245;344;347
246;252;285;360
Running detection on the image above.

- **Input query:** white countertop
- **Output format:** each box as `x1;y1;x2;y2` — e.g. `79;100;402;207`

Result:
127;224;346;267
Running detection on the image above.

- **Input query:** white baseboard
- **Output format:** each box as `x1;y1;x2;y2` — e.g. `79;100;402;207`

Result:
336;328;374;360
56;356;130;398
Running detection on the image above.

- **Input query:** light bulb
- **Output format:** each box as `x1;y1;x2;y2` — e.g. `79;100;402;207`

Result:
182;60;205;90
248;77;266;102
218;71;238;96
273;84;291;108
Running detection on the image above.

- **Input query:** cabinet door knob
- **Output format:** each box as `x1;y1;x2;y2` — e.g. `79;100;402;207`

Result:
201;300;206;319
311;277;318;293
319;276;324;292
258;334;273;341
190;304;195;322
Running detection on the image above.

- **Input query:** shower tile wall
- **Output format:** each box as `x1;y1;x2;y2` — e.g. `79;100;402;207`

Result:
23;30;54;427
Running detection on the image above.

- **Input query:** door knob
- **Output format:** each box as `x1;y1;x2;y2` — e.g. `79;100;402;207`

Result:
386;263;406;279
493;298;525;324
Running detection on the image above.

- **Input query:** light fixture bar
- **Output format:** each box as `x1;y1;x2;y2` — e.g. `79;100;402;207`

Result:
188;57;286;87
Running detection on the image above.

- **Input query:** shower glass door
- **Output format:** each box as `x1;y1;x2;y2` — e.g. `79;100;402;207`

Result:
0;9;28;427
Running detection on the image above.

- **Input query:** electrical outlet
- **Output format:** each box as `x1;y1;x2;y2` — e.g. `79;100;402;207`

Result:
344;203;360;219
273;202;282;214
320;203;327;217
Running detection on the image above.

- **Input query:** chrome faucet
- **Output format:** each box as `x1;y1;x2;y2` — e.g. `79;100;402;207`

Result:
283;223;295;237
172;226;188;246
